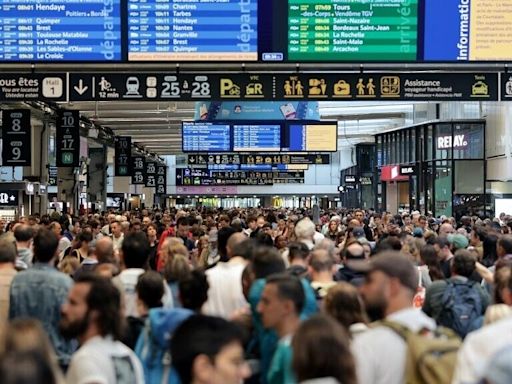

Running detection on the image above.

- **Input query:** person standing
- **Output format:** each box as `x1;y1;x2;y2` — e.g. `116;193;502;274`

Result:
9;228;74;369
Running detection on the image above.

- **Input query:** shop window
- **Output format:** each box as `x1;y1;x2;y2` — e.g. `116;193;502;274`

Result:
434;161;452;217
455;160;484;194
453;124;484;159
434;123;452;160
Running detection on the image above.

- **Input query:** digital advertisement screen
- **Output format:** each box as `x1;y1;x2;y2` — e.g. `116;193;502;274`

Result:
288;0;418;61
233;124;281;152
0;0;122;61
285;122;337;152
127;0;258;61
182;122;231;152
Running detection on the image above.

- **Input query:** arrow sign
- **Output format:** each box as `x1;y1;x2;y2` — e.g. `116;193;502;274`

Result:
74;79;88;95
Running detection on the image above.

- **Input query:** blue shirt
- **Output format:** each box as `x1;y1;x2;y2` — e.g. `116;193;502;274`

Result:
9;262;75;366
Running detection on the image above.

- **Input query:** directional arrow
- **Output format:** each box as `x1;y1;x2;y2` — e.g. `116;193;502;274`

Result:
74;79;88;95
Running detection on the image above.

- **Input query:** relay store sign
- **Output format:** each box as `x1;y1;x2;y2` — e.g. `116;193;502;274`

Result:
437;135;469;149
381;165;409;182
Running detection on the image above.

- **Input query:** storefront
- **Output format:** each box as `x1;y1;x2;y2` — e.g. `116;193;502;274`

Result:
376;120;486;218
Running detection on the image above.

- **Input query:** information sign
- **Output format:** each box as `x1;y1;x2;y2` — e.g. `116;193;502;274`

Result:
1;109;31;166
56;110;80;167
131;155;146;185
114;136;131;176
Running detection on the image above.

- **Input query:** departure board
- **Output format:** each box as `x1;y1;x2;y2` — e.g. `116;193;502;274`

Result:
0;0;121;61
233;124;281;152
182;122;231;152
288;0;418;61
286;122;337;152
127;0;258;61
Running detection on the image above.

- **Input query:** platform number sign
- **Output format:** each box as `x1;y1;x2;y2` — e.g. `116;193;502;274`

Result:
115;137;131;176
131;156;146;185
2;110;31;166
145;161;156;187
56;110;80;167
156;164;167;195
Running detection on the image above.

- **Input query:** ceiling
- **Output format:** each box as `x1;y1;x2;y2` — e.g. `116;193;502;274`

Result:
56;100;423;155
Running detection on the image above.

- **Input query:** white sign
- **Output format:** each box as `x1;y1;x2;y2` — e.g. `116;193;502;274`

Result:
437;134;468;149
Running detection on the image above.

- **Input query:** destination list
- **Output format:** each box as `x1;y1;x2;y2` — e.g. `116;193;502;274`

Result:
0;0;121;61
128;0;258;61
288;0;418;61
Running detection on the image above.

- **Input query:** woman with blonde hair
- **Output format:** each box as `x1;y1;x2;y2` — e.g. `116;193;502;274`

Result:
0;318;64;384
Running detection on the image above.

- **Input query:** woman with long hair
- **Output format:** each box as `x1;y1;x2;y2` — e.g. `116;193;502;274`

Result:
292;314;357;384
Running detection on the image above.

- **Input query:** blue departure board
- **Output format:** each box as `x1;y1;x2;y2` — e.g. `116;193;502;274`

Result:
233;124;281;152
0;0;122;61
182;122;231;152
127;0;258;61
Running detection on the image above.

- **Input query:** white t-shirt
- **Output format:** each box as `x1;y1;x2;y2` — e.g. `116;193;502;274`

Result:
452;315;512;384
66;335;144;384
113;268;145;318
203;260;248;318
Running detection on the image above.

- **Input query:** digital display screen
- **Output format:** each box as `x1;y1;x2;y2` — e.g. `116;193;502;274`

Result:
182;122;231;152
233;124;281;152
127;0;258;61
0;0;122;61
288;0;418;61
424;0;512;61
285;122;337;152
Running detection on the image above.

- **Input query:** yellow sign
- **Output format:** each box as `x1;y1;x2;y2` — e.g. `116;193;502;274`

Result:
471;80;489;97
283;76;305;98
245;75;264;98
220;78;241;98
308;78;327;97
380;76;400;97
333;80;351;97
356;78;376;98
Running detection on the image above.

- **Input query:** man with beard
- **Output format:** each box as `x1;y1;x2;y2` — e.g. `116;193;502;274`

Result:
349;251;436;384
60;274;144;384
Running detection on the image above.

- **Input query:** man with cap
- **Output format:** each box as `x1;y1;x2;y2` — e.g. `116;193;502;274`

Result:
350;251;436;384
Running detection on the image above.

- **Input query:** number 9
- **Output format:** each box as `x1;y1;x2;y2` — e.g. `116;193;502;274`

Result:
12;147;21;160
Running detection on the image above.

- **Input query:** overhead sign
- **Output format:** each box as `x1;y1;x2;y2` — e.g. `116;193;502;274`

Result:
0;73;504;102
0;0;122;62
0;190;18;206
115;136;131;176
399;165;417;176
381;165;409;182
182;122;231;152
127;0;257;62
145;161;156;188
188;153;330;165
0;74;66;101
437;135;469;150
131;155;146;185
156;164;167;195
344;175;357;184
359;176;372;185
288;0;418;62
1;109;31;166
56;110;80;167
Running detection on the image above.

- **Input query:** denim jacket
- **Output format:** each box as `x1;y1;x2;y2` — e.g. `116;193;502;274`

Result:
9;263;75;366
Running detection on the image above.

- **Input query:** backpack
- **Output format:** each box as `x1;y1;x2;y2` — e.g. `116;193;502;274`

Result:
438;280;484;338
378;320;461;384
135;307;193;384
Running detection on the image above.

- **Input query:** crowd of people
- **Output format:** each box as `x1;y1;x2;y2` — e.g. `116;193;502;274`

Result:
0;207;512;384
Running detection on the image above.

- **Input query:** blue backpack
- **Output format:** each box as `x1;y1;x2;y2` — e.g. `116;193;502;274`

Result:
135;307;193;384
438;280;483;339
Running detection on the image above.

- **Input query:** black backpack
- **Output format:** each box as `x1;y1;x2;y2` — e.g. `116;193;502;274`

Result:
438;280;483;338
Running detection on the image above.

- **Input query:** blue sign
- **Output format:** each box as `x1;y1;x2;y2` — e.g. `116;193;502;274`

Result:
194;101;320;121
0;0;122;61
233;124;281;152
127;0;258;61
182;122;231;152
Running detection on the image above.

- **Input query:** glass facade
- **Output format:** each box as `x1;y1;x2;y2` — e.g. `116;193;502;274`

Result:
376;120;486;218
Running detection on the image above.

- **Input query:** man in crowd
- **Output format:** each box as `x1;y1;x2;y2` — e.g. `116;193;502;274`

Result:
0;238;17;322
9;228;74;368
351;252;436;384
13;224;34;269
61;274;144;383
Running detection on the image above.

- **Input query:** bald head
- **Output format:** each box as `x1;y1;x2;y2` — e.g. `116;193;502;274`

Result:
439;223;455;237
94;236;114;263
226;232;248;259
